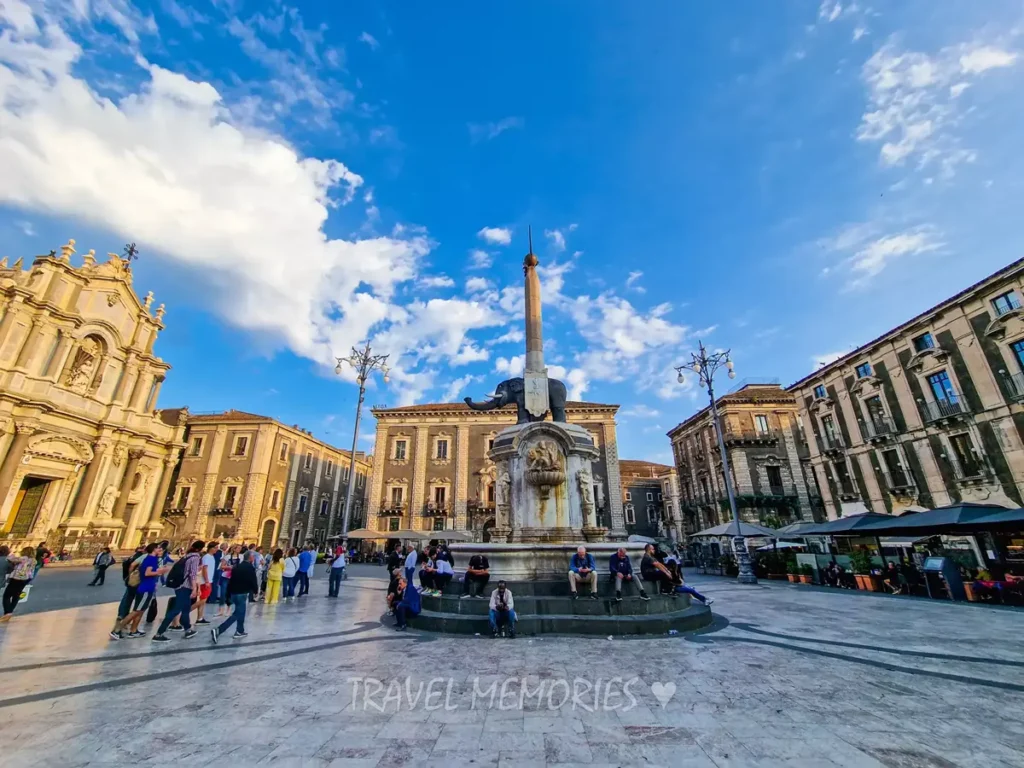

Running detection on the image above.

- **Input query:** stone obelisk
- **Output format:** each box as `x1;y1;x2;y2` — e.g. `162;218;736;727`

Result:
523;229;550;419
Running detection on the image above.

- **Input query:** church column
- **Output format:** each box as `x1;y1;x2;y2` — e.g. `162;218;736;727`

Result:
454;425;470;531
0;423;36;522
602;420;627;537
69;440;109;519
149;454;179;527
111;449;144;523
14;314;50;372
411;425;429;529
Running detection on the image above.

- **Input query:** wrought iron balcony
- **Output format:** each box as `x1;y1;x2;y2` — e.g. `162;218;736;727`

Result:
423;502;454;517
162;507;187;518
946;451;988;482
995;295;1022;316
863;417;896;441
1002;371;1024;402
921;396;969;423
837;479;857;499
209;507;235;517
723;427;778;446
378;502;406;516
884;467;914;491
768;485;786;497
818;433;845;455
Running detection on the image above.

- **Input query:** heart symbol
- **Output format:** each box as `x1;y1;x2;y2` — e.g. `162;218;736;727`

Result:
650;681;676;707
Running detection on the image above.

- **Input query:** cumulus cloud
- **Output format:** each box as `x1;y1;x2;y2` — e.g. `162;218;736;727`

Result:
442;374;479;402
0;1;503;404
468;249;492;269
487;328;524;346
495;355;524;376
418;275;455;289
543;224;576;253
465;276;492;293
477;226;512;246
858;39;1018;175
468;116;523;143
358;31;379;50
625;270;645;293
620;404;661;419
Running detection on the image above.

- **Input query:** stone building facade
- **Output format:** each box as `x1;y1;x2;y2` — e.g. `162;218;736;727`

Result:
368;401;625;539
790;258;1024;520
667;383;820;532
619;459;683;541
0;239;186;553
162;410;371;550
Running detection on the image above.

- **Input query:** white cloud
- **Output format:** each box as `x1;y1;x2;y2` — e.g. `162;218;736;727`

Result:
162;0;207;28
358;31;379;50
494;355;524;376
0;3;505;406
465;276;492;293
852;27;867;42
442;374;479;402
15;220;35;236
620;404;661;419
858;40;1018;176
487;328;524;346
548;364;588;401
960;46;1017;74
625;270;644;293
418;275;455;289
468;249;492;269
477;226;512;246
818;1;842;23
820;223;944;288
545;229;565;252
468;117;523;143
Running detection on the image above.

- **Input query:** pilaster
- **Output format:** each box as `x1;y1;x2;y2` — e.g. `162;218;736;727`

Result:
238;423;273;539
368;423;388;519
195;425;228;536
411;425;429;529
602;420;626;537
731;448;753;494
454;424;470;530
780;417;811;517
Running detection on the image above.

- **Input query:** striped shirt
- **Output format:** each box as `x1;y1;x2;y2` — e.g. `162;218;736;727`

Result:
182;552;201;589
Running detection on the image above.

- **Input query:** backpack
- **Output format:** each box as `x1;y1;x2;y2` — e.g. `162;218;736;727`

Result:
126;553;146;587
165;556;188;589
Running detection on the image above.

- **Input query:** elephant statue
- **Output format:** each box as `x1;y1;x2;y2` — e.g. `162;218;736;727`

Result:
465;377;568;424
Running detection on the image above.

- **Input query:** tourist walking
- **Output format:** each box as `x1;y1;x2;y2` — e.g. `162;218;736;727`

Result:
297;544;314;596
282;548;300;600
248;545;264;602
211;551;259;643
88;547;115;586
109;545;149;639
152;540;204;643
217;545;242;617
196;542;218;624
404;544;418;583
328;548;346;598
112;543;168;639
33;542;50;579
266;548;284;604
1;547;37;622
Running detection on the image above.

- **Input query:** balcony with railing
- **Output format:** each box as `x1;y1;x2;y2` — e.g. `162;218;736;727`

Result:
863;416;896;442
723;427;778;446
884;466;914;492
945;449;989;483
162;507;188;518
1002;370;1024;402
837;477;857;498
818;432;845;455
378;502;406;516
920;395;969;424
423;502;454;517
209;507;235;517
768;484;786;497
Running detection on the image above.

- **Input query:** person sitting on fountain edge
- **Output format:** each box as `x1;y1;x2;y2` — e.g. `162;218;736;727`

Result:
489;580;516;638
569;545;599;600
609;547;650;602
461;552;490;599
641;543;676;596
419;549;453;597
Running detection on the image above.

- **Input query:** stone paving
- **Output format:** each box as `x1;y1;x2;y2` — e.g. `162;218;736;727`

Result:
0;569;1022;767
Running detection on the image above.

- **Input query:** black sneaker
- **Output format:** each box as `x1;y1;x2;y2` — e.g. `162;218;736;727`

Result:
491;628;499;638
590;593;599;600
127;631;146;639
233;632;248;638
169;626;184;632
508;628;516;639
639;592;651;602
615;594;623;603
395;625;407;631
108;631;121;641
571;593;579;601
196;619;210;625
152;634;170;643
183;629;197;640
210;629;219;645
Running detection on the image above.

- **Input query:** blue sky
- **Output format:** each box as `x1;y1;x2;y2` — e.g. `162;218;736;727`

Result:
1;1;1022;465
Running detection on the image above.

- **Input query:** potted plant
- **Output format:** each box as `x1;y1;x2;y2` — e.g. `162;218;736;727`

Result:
798;563;814;584
849;550;879;591
785;554;800;583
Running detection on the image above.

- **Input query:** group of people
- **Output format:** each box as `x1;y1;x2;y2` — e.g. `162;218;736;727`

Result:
108;540;349;644
381;541;714;638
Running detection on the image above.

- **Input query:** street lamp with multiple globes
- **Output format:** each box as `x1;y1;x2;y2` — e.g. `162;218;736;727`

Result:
335;342;390;538
675;340;758;584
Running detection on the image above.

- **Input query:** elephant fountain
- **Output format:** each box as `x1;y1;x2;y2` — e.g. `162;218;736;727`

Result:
464;376;567;424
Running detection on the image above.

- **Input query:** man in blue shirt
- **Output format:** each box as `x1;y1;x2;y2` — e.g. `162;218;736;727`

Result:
609;547;650;602
297;545;315;596
568;546;599;600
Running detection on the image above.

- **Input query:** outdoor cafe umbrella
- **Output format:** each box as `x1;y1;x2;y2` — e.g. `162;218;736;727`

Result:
338;528;388;540
774;521;819;536
856;502;1010;537
968;507;1024;528
691;520;779;538
795;512;893;536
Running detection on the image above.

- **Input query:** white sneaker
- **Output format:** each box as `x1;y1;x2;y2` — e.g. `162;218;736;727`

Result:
706;597;715;606
460;594;471;600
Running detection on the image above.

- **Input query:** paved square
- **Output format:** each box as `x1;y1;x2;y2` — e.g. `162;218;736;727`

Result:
0;568;1022;767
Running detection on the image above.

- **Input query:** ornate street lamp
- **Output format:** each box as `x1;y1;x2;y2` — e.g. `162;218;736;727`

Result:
335;342;390;538
675;340;757;584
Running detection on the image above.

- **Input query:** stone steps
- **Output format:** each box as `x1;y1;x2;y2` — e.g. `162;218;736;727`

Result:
409;604;711;636
421;592;688;617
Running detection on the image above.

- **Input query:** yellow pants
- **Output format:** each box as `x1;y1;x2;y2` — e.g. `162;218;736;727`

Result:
266;579;282;604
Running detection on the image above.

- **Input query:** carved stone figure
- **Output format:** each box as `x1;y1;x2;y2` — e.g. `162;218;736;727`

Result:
526;441;561;472
577;465;595;508
144;291;154;310
64;337;99;394
465;376;568;424
496;468;511;509
96;485;119;519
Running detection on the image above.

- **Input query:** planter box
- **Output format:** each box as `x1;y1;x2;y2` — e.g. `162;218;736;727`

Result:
767;573;787;581
855;574;881;592
964;582;977;602
798;575;813;584
787;574;800;583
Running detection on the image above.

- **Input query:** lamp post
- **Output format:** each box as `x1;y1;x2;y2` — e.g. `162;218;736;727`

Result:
335;342;390;539
675;340;757;584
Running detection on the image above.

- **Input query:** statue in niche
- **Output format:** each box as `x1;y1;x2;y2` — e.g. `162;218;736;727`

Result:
96;485;119;519
577;465;595;509
64;337;100;394
496;469;511;509
526;441;561;473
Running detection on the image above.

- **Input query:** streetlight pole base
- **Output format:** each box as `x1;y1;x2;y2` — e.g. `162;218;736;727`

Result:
732;535;759;585
736;572;759;585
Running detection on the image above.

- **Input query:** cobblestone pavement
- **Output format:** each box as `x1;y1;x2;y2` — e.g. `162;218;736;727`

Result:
0;571;1022;767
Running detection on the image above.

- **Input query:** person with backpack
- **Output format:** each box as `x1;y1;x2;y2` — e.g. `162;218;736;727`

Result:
111;543;167;639
110;546;148;638
282;548;300;601
217;545;242;617
88;547;116;586
152;540;205;643
0;547;37;622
